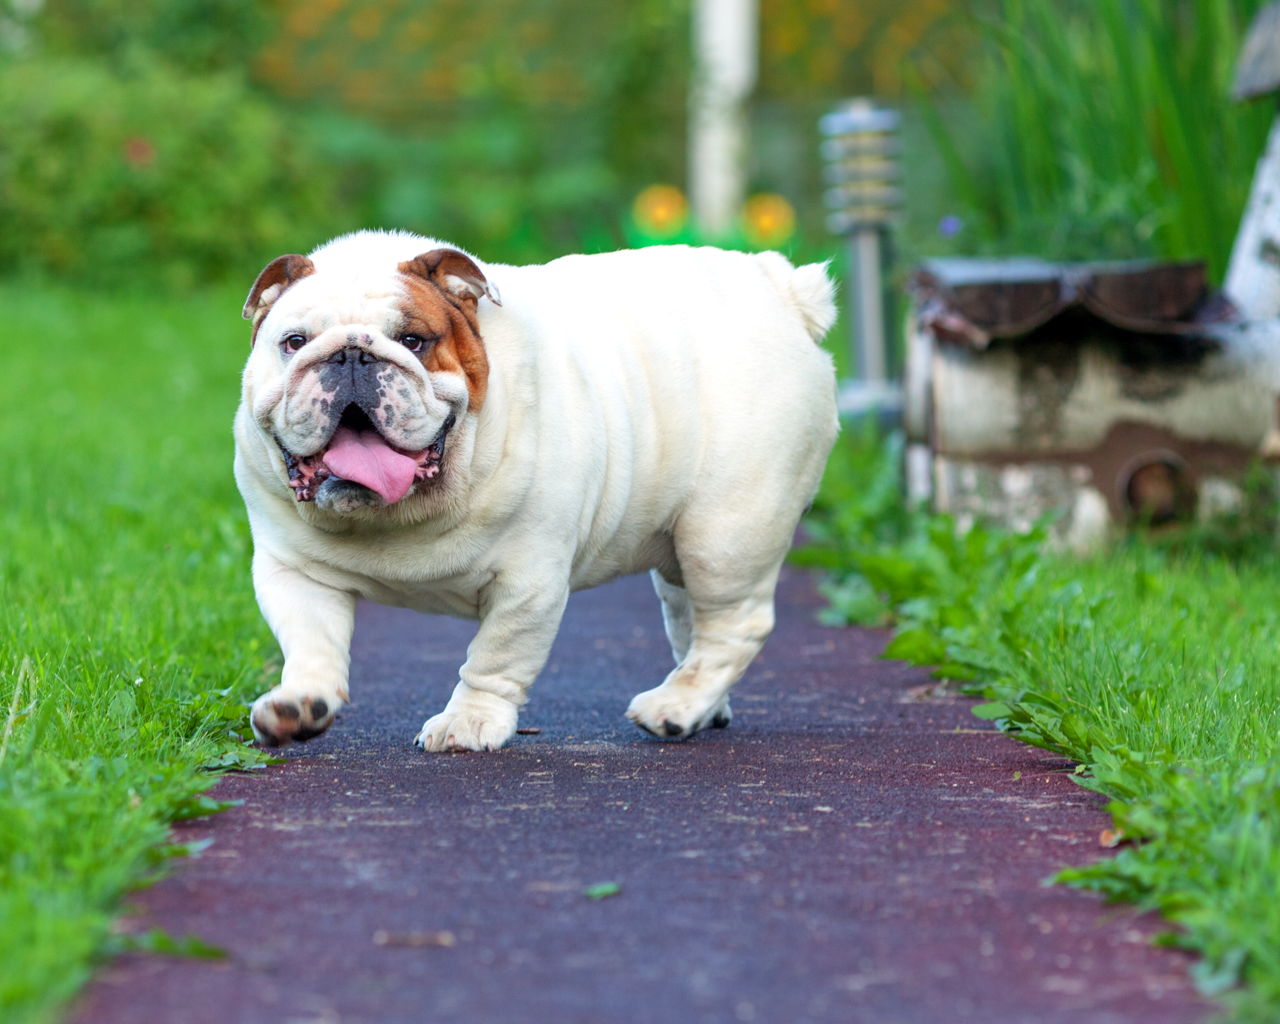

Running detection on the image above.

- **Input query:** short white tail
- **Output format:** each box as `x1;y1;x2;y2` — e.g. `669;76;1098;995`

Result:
756;251;838;343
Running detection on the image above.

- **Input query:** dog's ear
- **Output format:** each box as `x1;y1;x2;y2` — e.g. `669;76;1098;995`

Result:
399;249;502;307
243;254;316;340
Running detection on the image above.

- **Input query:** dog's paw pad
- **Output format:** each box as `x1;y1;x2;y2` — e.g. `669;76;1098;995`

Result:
251;692;338;746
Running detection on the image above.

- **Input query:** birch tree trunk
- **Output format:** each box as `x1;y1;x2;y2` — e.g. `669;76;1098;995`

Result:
689;0;757;238
1226;116;1280;319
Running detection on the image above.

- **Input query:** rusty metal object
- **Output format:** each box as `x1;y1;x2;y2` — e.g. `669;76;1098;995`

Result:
1234;1;1280;101
905;259;1277;548
928;423;1257;544
910;259;1235;351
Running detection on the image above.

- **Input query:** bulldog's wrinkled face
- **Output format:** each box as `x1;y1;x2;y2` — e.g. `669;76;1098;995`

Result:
241;247;498;515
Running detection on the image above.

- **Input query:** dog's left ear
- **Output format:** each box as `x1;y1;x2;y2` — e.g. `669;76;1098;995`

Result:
399;249;503;307
243;254;316;342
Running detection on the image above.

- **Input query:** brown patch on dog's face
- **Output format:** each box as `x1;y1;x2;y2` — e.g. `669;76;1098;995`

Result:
397;250;493;410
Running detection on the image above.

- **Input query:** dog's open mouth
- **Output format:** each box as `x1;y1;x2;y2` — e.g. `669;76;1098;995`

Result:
279;405;454;504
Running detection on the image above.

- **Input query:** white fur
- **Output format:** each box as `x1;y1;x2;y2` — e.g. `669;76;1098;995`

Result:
235;231;839;751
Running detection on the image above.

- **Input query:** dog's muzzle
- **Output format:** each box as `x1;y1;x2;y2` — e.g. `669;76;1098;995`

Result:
278;409;454;505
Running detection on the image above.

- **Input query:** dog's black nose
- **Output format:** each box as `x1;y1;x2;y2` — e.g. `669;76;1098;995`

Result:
326;347;379;366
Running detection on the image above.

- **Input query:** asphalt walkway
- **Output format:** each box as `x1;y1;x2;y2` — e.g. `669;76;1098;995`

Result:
73;571;1208;1024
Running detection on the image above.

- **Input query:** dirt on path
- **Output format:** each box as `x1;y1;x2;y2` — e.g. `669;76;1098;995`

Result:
72;571;1208;1024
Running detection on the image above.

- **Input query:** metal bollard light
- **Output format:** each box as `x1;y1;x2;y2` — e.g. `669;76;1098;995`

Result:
820;99;902;420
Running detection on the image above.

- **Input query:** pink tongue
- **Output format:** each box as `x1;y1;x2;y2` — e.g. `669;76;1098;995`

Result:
322;427;418;505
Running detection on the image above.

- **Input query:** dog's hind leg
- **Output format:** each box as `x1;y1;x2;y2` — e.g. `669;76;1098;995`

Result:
626;574;777;738
628;513;791;739
651;568;694;664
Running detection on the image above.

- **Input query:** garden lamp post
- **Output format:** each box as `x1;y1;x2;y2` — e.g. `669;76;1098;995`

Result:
820;99;902;419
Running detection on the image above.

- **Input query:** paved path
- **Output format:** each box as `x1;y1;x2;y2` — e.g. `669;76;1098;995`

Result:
73;572;1208;1024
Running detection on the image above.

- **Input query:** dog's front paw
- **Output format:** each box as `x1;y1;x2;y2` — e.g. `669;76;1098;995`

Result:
251;689;340;747
414;689;518;752
626;686;732;740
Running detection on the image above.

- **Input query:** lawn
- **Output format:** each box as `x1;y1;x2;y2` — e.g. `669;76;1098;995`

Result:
802;431;1280;1023
7;278;1280;1024
0;281;273;1024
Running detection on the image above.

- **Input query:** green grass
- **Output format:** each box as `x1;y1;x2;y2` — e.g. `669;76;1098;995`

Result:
919;0;1272;281
10;273;1280;1022
801;431;1280;1021
0;281;274;1023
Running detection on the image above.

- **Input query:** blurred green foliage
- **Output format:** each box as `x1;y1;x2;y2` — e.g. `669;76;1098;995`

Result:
0;57;338;288
28;0;270;74
1;0;1273;285
0;0;987;287
254;0;695;262
758;0;982;98
919;0;1273;281
0;0;701;283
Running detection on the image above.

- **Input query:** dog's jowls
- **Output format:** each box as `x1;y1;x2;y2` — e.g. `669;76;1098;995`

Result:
234;230;838;752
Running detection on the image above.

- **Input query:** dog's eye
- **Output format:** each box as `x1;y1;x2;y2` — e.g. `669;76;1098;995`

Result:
399;333;434;353
281;333;309;354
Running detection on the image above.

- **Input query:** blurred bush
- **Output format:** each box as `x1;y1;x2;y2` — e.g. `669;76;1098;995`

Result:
298;107;625;265
0;56;340;287
758;0;980;98
255;0;691;263
25;0;271;75
0;0;703;281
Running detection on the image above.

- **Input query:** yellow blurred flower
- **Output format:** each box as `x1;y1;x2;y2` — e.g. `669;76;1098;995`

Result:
742;193;796;247
632;184;688;237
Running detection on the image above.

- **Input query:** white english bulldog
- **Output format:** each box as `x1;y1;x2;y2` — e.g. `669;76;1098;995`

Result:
235;230;838;752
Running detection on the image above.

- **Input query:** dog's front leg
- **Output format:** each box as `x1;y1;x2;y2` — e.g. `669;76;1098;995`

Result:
415;576;569;752
249;547;356;746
